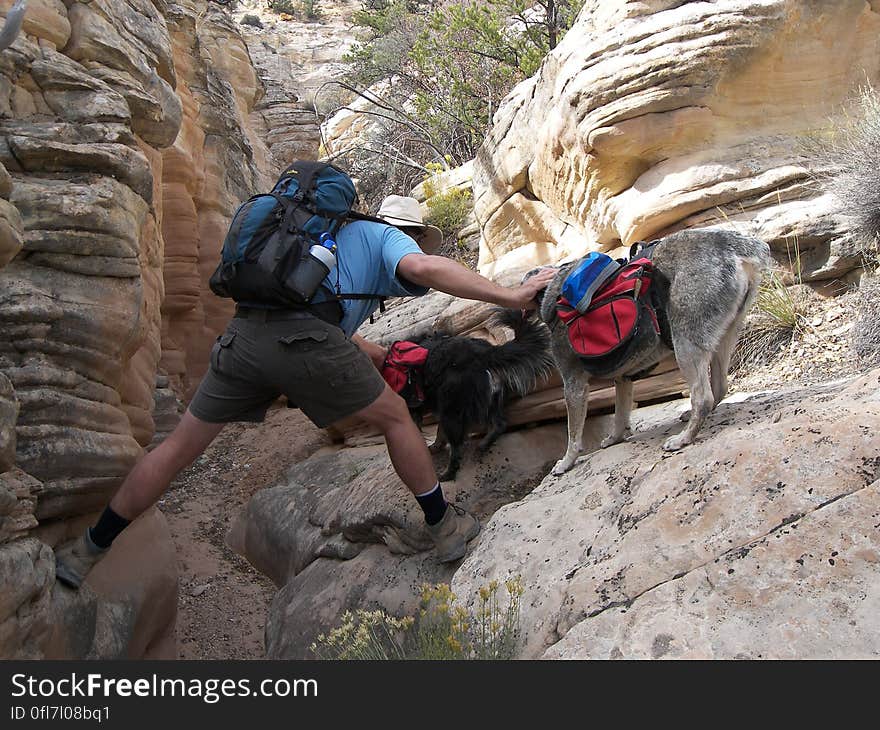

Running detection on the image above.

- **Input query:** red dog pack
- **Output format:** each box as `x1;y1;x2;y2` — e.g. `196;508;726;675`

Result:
381;341;430;408
556;256;661;374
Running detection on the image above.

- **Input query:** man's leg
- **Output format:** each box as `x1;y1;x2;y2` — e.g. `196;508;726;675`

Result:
55;411;225;588
353;384;437;496
276;323;479;562
110;410;225;519
353;384;480;562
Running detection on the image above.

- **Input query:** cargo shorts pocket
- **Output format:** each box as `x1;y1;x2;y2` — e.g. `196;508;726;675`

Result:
210;332;236;372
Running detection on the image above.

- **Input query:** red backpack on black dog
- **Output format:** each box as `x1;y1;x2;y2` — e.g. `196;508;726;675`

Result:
381;341;430;408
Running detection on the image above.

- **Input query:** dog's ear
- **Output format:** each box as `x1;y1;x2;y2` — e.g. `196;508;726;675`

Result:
521;265;559;307
521;265;560;283
521;267;546;283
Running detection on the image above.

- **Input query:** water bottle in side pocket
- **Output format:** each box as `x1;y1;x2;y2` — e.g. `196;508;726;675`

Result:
287;232;337;302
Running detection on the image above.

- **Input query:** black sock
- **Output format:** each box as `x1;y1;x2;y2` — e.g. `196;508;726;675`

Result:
416;482;447;526
89;506;131;549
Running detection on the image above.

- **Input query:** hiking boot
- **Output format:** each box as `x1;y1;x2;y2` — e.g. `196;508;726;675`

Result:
54;530;108;589
427;503;480;563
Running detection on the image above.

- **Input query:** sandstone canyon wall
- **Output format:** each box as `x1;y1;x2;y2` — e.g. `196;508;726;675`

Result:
0;0;270;659
233;0;360;169
159;2;271;401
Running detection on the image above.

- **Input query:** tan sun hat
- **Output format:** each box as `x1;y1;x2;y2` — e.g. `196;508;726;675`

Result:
376;195;443;254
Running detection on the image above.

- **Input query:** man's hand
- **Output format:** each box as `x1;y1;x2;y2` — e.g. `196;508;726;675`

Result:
506;267;558;310
352;335;388;371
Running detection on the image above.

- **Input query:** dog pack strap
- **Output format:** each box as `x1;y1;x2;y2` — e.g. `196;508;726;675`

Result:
650;286;674;350
629;239;661;261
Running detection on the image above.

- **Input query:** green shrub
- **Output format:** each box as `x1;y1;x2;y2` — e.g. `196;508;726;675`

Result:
425;186;472;239
268;0;322;20
345;1;585;163
310;577;524;660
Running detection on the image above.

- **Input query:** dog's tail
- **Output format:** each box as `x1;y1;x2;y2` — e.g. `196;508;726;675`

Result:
0;1;27;52
734;233;772;306
486;309;555;397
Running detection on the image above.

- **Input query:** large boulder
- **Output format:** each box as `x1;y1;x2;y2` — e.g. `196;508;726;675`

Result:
0;537;53;659
452;369;880;658
230;423;565;658
473;0;880;285
39;507;178;659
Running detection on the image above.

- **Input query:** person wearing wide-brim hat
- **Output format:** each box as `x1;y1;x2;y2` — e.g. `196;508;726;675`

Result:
376;195;444;255
54;173;556;590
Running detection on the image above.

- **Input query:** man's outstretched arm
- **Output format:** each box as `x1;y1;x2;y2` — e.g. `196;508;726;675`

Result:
396;253;556;310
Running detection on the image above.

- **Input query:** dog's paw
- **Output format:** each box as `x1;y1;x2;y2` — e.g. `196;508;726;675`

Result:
600;434;626;449
662;433;691;452
551;457;576;476
428;440;446;455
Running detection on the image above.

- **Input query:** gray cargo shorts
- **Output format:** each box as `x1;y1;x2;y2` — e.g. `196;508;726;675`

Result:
188;309;386;428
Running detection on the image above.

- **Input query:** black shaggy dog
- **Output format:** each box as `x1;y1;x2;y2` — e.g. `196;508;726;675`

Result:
414;309;554;481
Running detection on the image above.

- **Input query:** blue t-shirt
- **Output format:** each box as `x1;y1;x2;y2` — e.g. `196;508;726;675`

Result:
317;220;429;336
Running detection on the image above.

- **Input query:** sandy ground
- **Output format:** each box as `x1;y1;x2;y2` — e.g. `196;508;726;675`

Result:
158;405;330;660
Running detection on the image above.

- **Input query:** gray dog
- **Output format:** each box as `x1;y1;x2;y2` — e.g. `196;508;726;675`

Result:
533;229;771;475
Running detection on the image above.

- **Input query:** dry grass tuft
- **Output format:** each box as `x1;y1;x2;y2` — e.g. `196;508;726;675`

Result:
732;270;813;371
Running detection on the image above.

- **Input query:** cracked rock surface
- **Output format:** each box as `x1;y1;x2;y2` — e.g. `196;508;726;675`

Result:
452;369;880;658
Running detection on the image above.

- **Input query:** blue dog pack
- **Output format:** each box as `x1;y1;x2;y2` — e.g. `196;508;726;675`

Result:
560;251;621;312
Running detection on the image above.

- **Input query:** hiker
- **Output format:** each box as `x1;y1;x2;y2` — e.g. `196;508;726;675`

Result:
54;191;556;588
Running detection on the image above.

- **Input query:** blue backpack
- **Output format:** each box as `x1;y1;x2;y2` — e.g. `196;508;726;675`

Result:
209;160;370;310
561;251;621;312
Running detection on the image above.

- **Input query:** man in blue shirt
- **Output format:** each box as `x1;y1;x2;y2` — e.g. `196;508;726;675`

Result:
54;195;556;588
